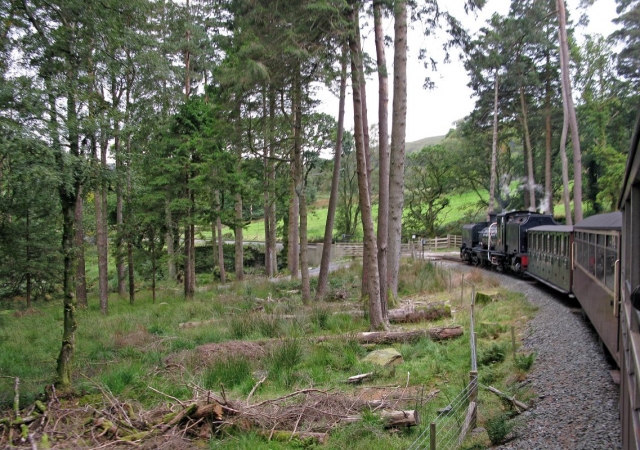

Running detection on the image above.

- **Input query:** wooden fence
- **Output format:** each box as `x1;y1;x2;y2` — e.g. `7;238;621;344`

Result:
332;235;461;260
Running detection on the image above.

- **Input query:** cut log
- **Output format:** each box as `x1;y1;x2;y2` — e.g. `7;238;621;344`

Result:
347;373;374;384
179;319;220;329
262;430;328;444
380;409;420;428
387;304;451;323
485;385;528;412
316;326;463;345
340;409;420;428
339;303;451;324
192;402;224;420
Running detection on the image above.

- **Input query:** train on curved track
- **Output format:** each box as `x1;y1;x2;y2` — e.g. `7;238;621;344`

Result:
459;112;640;449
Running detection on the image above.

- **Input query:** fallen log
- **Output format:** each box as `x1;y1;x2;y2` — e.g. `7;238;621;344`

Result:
387;304;451;323
340;409;420;428
380;409;420;428
485;385;528;412
316;326;463;345
339;303;451;324
347;373;373;384
262;430;328;444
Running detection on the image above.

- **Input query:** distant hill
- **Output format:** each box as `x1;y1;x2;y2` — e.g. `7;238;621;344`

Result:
405;135;446;154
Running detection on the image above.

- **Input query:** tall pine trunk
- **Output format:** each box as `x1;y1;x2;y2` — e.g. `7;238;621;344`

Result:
267;90;277;276
75;187;87;307
234;192;244;281
559;78;573;225
544;52;553;215
288;86;300;279
115;133;126;297
292;71;311;303
317;46;347;300
56;70;80;390
216;190;226;283
519;86;536;211
388;0;408;300
95;137;109;314
354;14;372;296
165;191;176;282
557;0;583;222
488;71;499;219
350;6;386;331
374;0;390;317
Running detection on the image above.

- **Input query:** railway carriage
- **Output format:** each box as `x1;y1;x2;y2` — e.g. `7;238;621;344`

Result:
526;225;573;295
618;109;640;450
572;212;622;364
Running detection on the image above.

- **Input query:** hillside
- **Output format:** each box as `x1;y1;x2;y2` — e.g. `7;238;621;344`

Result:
405;135;446;154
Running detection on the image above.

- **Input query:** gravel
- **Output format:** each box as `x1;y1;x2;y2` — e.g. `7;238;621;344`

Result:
481;271;621;450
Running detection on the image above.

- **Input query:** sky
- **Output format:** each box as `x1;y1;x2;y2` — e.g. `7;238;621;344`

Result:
317;0;620;143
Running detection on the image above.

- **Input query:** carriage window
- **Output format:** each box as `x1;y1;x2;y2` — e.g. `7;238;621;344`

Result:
596;234;605;285
605;235;617;291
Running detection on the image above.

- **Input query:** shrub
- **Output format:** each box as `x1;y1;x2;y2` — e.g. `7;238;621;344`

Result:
515;352;536;371
479;342;506;366
485;413;516;445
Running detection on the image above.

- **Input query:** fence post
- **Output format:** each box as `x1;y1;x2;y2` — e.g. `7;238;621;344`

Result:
460;274;465;303
469;370;478;429
430;422;436;450
511;326;517;359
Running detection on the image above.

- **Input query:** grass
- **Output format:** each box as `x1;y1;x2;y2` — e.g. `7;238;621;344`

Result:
0;260;539;449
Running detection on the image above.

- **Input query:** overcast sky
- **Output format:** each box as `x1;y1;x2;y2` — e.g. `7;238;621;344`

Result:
317;0;619;143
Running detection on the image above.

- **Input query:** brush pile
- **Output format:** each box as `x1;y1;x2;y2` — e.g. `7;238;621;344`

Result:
0;378;435;449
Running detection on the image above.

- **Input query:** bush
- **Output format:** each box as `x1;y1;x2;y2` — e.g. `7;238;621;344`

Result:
485;413;516;445
515;352;536;371
479;342;507;366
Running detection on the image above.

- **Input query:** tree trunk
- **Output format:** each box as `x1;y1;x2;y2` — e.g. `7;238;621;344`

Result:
288;95;300;279
165;191;176;282
56;81;80;390
235;193;244;281
184;223;193;299
26;210;31;308
544;51;553;215
316;46;347;300
216;191;226;283
488;71;499;219
116;134;126;297
349;8;386;331
292;71;311;303
388;0;408;300
557;0;583;222
355;14;372;297
559;83;573;225
519;86;536;212
268;91;277;275
263;91;273;278
74;187;87;308
374;0;390;318
95;137;109;314
126;134;135;304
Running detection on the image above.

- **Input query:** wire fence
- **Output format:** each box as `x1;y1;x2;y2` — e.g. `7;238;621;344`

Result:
407;288;478;450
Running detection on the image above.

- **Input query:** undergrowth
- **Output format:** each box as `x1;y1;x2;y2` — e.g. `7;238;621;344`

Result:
0;260;538;449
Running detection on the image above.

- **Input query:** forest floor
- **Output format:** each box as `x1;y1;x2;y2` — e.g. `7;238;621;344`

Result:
0;259;538;449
